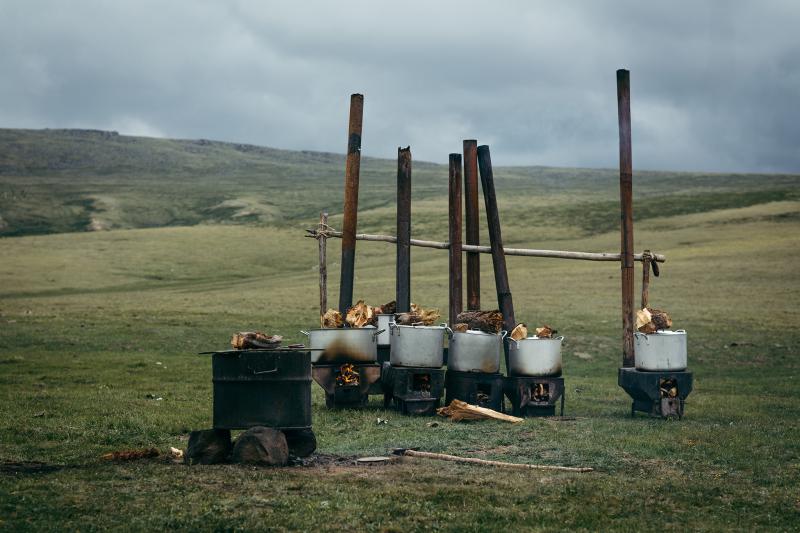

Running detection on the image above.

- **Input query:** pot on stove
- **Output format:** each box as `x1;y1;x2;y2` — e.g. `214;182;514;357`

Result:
388;322;450;368
634;330;687;371
448;329;506;373
508;336;564;376
300;326;384;364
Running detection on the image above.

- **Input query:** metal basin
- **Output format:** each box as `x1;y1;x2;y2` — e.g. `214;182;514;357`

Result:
389;323;449;368
634;330;687;371
301;327;383;364
508;336;564;376
448;330;505;373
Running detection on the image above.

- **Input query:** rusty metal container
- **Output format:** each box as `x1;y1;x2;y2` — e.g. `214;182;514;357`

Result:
212;349;311;430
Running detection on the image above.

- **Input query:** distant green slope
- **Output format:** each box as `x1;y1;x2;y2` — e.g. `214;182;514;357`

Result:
1;128;798;238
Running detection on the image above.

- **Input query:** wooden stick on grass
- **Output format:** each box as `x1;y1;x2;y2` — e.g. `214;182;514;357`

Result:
394;449;594;473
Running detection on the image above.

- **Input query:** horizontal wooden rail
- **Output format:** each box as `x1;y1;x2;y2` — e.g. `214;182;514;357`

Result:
305;228;665;263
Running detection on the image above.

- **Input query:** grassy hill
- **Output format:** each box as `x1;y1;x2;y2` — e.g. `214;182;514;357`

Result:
1;128;800;530
2;128;798;239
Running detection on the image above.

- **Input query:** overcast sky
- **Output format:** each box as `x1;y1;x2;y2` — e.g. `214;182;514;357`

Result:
1;1;798;173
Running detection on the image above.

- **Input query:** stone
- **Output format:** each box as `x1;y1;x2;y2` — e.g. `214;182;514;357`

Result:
185;429;231;465
231;426;289;466
283;428;317;458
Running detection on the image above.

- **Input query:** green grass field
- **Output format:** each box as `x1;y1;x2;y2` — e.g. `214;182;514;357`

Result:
1;129;800;531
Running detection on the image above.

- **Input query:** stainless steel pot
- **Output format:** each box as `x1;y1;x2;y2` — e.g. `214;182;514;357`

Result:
448;330;506;373
376;314;395;346
508;336;564;376
634;330;687;371
300;326;384;364
389;322;450;368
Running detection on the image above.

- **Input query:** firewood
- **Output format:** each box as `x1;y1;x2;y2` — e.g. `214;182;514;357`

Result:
453;323;469;333
393;449;593;473
455;310;504;333
436;399;523;423
346;300;374;328
231;332;282;350
535;325;556;338
648;308;673;330
322;308;343;328
394;304;441;326
231;426;289;466
100;447;160;461
510;323;528;341
185;429;232;465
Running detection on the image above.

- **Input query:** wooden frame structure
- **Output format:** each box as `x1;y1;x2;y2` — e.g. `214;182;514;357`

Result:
307;69;662;368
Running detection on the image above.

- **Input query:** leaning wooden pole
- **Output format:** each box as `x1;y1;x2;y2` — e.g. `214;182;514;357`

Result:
463;140;481;311
477;145;515;371
396;147;412;313
448;153;463;326
339;93;364;315
617;70;635;367
318;211;329;325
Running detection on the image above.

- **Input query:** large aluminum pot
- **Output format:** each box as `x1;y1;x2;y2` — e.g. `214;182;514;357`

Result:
389;322;449;368
508;336;564;376
376;314;395;346
448;330;506;373
300;326;384;364
634;330;687;371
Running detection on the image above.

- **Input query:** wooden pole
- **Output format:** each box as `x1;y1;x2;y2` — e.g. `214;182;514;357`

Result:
463;140;481;310
318;212;328;325
617;70;635;367
396;147;412;313
396;449;594;473
641;250;651;310
338;94;364;315
477;145;515;372
448;153;463;326
305;229;665;263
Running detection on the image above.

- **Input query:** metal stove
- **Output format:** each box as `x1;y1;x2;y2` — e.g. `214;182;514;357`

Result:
312;362;382;408
381;362;445;415
618;367;693;419
445;370;505;411
504;375;565;417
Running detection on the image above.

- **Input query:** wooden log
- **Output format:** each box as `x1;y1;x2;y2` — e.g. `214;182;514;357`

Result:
397;449;594;473
463;139;481;310
396;147;412;313
455;310;504;334
318;212;328;325
283;428;317;458
339;94;364;314
305;229;666;263
618;70;635;367
477;145;515;371
437;399;523;423
231;426;289;466
448;153;463;326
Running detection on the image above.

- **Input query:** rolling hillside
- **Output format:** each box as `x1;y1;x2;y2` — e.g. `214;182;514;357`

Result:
1;128;798;239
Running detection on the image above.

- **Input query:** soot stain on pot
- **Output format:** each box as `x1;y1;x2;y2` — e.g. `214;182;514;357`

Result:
316;340;368;364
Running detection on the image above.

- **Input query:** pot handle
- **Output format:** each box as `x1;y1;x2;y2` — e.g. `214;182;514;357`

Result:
500;330;508;340
511;338;521;349
390;322;399;335
300;330;310;337
555;336;565;341
633;331;650;345
372;328;386;340
445;325;454;338
675;329;686;334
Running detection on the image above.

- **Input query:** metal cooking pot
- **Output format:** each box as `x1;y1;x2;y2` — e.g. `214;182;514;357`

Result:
508;336;564;376
389;322;450;368
300;326;384;364
448;330;506;373
634;330;687;371
376;314;395;346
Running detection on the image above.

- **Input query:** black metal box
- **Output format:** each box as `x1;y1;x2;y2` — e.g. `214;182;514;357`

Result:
212;349;311;430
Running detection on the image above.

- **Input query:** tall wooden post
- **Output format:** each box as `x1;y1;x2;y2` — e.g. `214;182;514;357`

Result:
617;70;635;367
318;211;329;326
448;153;463;326
477;145;515;372
641;250;651;310
396;147;412;313
463;140;481;310
339;94;364;314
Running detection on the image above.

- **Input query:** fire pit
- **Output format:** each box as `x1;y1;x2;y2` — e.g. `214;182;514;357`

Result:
504;376;565;417
618;367;693;418
445;370;505;411
381;362;445;416
312;362;382;408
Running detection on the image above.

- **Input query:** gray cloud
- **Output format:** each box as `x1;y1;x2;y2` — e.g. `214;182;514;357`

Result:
1;0;798;172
